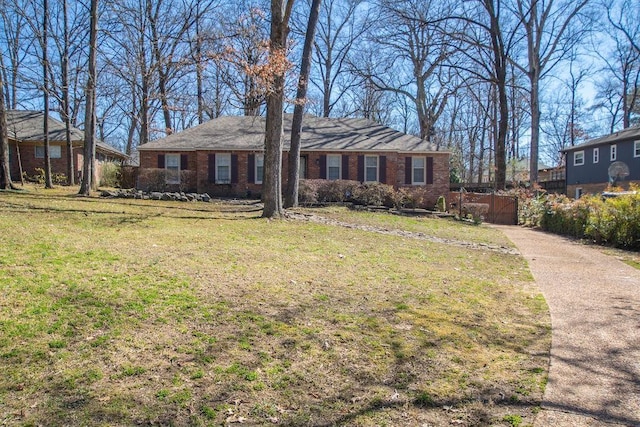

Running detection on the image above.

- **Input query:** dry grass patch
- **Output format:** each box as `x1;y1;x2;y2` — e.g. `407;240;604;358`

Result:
0;186;549;426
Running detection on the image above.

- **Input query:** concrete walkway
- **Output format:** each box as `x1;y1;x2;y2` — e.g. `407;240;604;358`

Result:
495;226;640;426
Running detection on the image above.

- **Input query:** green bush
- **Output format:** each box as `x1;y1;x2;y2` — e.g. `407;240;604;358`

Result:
520;185;640;249
99;162;121;187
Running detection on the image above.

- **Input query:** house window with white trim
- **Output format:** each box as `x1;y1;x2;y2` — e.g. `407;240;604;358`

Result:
610;144;617;161
327;154;341;180
255;154;264;184
165;154;180;184
634;141;640;158
35;145;61;159
365;155;378;182
412;156;426;184
573;151;585;166
593;148;599;164
216;153;231;184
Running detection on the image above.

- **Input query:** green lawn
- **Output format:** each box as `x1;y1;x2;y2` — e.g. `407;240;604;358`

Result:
0;186;550;426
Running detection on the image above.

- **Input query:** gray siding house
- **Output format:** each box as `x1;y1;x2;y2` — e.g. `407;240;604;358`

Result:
562;126;640;197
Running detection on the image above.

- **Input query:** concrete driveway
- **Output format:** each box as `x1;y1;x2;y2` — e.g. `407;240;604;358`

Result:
495;226;640;426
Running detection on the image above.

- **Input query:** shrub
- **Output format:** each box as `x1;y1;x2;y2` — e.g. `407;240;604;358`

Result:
461;202;489;225
298;180;320;205
435;195;447;212
138;168;168;192
395;187;428;209
351;182;395;207
99;162;121;187
519;185;640;249
317;180;359;203
26;168;67;185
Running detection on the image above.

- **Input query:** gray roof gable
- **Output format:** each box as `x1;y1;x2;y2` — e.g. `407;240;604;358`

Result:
6;110;126;158
562;125;640;152
137;115;442;153
6;110;85;142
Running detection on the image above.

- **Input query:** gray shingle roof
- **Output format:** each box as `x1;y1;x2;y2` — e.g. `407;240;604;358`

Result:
562;125;640;152
6;110;126;158
137;115;442;153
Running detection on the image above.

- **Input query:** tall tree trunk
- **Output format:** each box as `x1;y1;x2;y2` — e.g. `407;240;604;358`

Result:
285;0;321;208
43;0;53;189
79;0;98;195
0;67;15;190
262;0;294;218
62;0;74;185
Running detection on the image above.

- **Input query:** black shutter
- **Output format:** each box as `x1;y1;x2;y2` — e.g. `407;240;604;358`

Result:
427;156;434;185
319;155;327;179
231;154;239;184
248;154;255;183
341;155;349;180
208;154;216;183
379;156;387;183
180;154;188;170
405;156;412;184
357;155;364;182
158;154;165;169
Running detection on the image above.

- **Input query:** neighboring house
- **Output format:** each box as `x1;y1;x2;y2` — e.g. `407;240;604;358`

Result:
136;115;450;204
6;110;127;182
562;126;640;198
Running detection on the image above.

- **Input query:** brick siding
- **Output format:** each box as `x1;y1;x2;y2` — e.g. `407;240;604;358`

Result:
139;149;451;203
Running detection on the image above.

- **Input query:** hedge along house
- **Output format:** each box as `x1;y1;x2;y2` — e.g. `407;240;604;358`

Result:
136;115;450;204
562;125;640;198
6;110;127;183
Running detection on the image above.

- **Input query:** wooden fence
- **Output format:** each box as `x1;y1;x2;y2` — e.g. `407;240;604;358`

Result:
446;191;518;225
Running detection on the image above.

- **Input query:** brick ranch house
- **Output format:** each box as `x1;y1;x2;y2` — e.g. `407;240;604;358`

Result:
136;115;450;204
6;110;127;182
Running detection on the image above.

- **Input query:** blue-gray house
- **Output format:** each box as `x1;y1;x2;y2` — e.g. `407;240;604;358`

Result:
562;126;640;198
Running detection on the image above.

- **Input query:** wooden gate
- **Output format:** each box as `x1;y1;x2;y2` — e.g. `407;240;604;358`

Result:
446;192;518;225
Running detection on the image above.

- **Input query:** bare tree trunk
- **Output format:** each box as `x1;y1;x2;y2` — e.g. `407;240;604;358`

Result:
285;0;321;208
79;0;98;196
0;67;15;189
61;0;74;185
43;0;53;189
262;0;294;218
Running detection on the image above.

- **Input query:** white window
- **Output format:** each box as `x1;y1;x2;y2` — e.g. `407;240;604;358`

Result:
610;144;617;161
364;155;378;182
593;148;599;164
255;154;264;184
412;156;426;184
327;154;341;180
165;154;180;184
634;141;640;158
35;145;61;159
216;153;231;184
573;151;585;166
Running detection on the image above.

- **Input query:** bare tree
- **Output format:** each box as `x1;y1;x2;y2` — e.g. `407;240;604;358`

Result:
0;60;15;189
79;0;98;195
262;0;294;218
596;0;640;129
362;0;459;141
42;0;53;188
307;0;368;117
513;0;590;183
285;0;321;208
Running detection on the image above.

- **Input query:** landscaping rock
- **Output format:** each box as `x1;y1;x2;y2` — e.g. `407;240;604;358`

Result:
100;189;214;203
